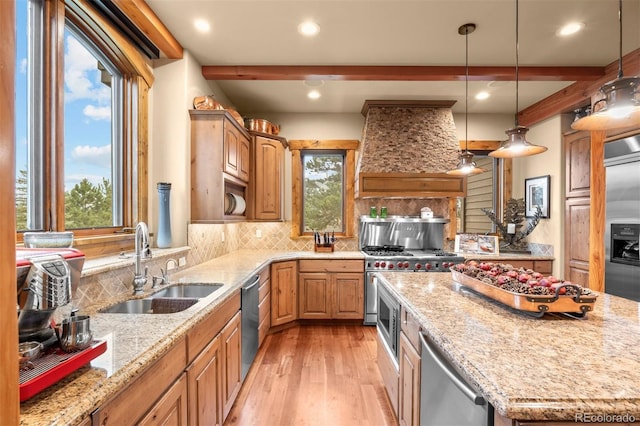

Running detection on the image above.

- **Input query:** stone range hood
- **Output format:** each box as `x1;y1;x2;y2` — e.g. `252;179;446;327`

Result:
355;100;466;199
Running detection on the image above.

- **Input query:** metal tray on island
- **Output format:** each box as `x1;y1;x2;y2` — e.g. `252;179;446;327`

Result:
450;264;598;318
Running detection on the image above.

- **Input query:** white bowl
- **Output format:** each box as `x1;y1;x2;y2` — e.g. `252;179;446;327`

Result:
23;231;74;248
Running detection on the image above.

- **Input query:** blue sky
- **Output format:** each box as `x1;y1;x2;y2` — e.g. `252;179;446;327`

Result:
15;0;112;192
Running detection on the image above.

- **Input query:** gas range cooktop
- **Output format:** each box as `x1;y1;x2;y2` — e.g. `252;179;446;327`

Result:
361;246;464;272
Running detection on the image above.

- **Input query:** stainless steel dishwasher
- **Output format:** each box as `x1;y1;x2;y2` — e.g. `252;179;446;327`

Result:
241;275;260;381
420;333;494;426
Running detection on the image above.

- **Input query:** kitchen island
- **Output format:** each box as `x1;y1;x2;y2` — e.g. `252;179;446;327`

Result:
376;271;640;423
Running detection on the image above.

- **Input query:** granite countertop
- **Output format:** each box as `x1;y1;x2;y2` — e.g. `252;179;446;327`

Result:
20;250;364;426
377;271;640;422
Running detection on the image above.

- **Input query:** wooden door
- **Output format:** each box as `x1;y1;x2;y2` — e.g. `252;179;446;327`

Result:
187;335;223;426
564;131;590;287
298;273;332;319
332;273;364;319
139;374;189;426
223;121;241;179
253;136;283;220
399;333;421;426
239;135;250;182
221;312;242;421
270;261;298;326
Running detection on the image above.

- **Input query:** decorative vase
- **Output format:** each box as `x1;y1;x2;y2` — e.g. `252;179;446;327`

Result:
156;182;172;248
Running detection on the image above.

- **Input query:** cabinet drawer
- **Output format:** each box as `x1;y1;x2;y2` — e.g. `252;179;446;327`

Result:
376;331;399;416
401;307;422;354
298;259;364;273
187;292;240;363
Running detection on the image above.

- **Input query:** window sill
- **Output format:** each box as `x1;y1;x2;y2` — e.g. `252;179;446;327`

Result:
82;246;190;277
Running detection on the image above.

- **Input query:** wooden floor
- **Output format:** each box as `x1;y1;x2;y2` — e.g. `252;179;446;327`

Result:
225;324;396;426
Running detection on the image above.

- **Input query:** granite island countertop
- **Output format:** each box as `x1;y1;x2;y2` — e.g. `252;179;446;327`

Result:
376;271;640;422
19;249;364;426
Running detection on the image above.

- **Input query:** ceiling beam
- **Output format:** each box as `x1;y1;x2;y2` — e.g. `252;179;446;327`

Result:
518;48;640;127
201;65;604;82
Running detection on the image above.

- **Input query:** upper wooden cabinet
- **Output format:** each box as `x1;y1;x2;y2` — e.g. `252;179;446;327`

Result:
565;131;591;199
190;110;251;222
247;132;286;221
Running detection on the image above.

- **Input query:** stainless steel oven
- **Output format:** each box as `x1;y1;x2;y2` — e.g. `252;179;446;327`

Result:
376;281;400;363
604;135;640;302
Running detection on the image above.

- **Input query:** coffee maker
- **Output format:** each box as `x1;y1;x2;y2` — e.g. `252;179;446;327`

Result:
16;248;85;347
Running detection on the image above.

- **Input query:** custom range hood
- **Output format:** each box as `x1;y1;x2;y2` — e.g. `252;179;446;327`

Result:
355;100;466;199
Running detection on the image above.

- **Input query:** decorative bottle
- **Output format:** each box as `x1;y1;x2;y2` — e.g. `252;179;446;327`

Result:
156;182;172;248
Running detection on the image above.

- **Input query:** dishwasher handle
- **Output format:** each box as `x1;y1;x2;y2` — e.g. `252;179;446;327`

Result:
419;333;486;406
242;275;260;291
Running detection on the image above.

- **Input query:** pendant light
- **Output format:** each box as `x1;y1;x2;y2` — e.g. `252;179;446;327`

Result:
447;23;485;176
572;0;640;131
489;0;547;159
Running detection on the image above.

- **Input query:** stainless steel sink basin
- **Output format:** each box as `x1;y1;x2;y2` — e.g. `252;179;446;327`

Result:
152;283;223;299
99;298;155;314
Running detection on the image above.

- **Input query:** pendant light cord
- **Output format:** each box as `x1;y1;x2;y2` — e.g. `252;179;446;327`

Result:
515;0;520;126
618;0;623;79
465;27;469;153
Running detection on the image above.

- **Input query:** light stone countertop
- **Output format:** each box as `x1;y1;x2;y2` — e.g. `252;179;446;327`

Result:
377;271;640;422
19;249;364;426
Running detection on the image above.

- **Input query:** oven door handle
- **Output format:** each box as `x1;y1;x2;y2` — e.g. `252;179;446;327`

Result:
419;333;486;406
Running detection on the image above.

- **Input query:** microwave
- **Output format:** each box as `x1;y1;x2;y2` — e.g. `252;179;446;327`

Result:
376;282;400;362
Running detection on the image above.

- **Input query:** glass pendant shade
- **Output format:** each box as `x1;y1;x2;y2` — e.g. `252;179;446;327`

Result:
447;152;486;175
571;76;640;131
488;125;548;158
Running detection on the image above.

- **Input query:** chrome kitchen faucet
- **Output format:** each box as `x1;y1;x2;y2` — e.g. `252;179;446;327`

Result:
132;222;152;295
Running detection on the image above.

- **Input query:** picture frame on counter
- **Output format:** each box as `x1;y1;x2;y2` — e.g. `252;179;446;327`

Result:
454;233;500;255
525;175;550;218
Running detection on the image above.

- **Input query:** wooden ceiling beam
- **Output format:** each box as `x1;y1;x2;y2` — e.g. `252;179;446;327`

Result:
518;48;640;127
201;65;604;82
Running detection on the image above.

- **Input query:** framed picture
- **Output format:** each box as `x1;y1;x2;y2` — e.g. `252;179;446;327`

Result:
454;233;500;255
525;175;550;218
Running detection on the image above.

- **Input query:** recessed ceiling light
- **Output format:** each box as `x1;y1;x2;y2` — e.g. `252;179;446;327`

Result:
298;21;320;37
307;90;321;100
194;19;211;33
557;22;584;37
475;91;490;100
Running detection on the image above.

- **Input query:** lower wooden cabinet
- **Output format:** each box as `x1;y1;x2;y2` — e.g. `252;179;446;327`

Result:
187;334;223;426
271;260;298;326
139;373;189;426
376;331;399;416
399;332;421;426
298;271;364;319
298;273;332;319
221;311;242;420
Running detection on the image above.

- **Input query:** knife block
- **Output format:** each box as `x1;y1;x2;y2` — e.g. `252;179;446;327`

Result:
314;243;334;253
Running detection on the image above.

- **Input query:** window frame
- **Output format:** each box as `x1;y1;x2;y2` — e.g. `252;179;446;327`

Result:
289;139;358;239
16;0;153;256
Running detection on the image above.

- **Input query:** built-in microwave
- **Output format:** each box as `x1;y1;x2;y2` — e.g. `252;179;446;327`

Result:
376;282;400;362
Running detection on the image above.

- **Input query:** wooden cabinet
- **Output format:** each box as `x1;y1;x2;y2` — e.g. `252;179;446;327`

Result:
224;120;250;182
92;338;188;425
564;130;591;287
190;110;251;222
503;260;553;275
258;266;271;346
187;335;223;426
271;260;298;326
248;133;286;221
221;311;242;420
139;373;189;426
399;307;422;426
298;260;365;320
376;330;399;416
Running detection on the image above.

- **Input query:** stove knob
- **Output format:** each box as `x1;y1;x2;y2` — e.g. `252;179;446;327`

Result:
415;263;422;269
388;263;394;269
374;261;380;268
396;261;403;269
443;262;450;268
404;261;410;268
425;263;433;270
380;261;386;268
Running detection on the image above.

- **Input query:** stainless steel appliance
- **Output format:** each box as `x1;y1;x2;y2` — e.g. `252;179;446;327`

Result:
360;216;465;325
420;333;493;426
376;281;400;364
241;274;260;381
604;135;640;302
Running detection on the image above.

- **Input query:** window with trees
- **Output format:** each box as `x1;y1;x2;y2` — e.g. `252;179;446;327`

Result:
289;140;358;238
14;0;152;255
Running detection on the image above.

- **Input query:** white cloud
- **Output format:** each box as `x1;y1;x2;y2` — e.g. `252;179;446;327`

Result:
20;58;27;74
71;144;111;168
65;173;109;192
64;35;111;103
83;104;111;121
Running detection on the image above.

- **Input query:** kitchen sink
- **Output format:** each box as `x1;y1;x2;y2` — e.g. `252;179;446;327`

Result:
152;283;223;299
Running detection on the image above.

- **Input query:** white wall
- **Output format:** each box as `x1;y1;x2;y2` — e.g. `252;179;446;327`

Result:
511;115;570;276
149;50;231;247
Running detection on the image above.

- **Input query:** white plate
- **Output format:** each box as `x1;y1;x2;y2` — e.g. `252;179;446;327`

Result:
231;193;246;215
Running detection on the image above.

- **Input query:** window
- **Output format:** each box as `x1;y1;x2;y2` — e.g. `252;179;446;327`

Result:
14;0;151;255
290;140;358;238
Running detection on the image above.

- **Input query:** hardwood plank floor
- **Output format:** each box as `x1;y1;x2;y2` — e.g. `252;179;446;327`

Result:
225;325;396;426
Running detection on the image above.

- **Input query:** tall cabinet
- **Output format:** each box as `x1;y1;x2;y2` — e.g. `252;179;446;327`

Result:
247;132;286;221
564;130;591;287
